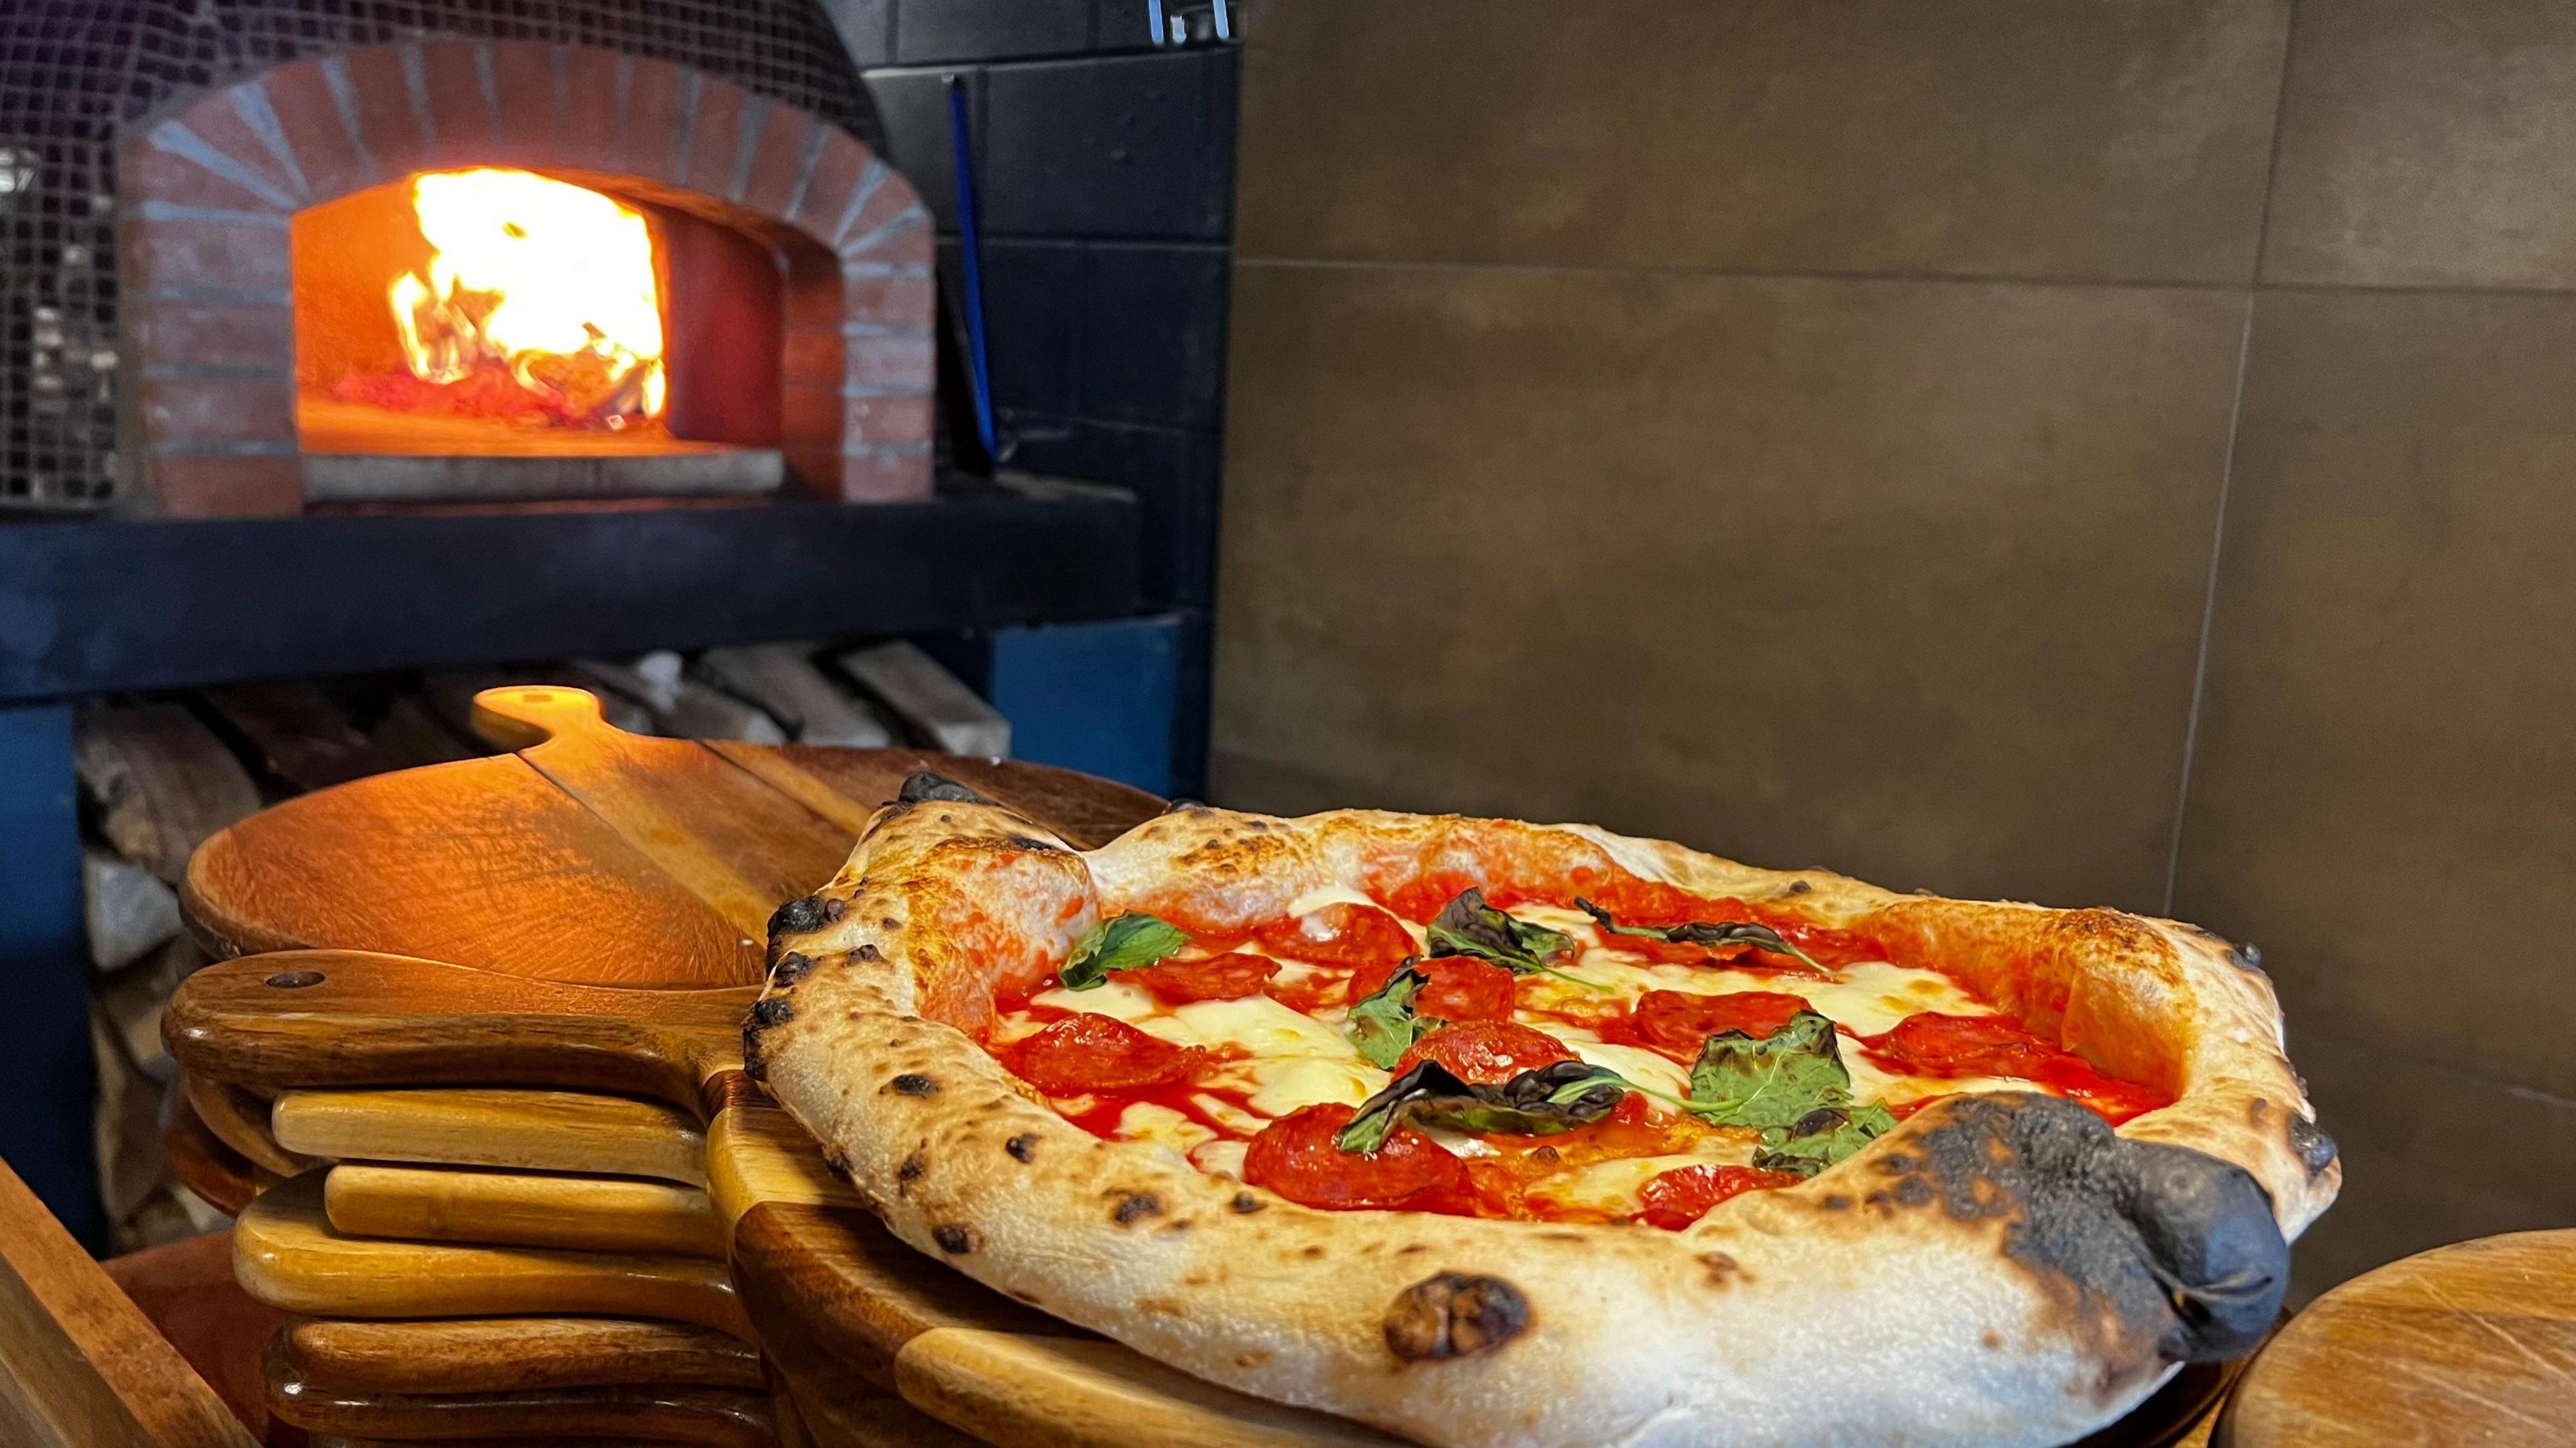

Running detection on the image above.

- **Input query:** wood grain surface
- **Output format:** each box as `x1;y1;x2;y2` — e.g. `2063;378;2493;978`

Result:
2220;1229;2576;1447
272;1088;708;1186
232;1172;749;1337
182;684;1160;991
158;1074;260;1216
166;950;749;1108
271;1316;767;1394
266;1376;774;1448
324;1163;724;1258
0;1154;256;1448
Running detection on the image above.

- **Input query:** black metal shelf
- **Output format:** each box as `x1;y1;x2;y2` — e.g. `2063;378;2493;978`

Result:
0;480;1141;703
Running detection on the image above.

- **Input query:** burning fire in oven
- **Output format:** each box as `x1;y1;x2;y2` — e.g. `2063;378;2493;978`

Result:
331;169;667;431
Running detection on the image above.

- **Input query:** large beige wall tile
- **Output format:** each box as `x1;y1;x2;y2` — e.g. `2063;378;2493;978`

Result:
1237;0;2290;283
2174;290;2576;1099
1214;263;2247;911
2266;0;2576;286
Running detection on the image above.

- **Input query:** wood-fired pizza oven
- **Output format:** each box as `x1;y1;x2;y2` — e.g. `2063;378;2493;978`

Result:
7;1;934;514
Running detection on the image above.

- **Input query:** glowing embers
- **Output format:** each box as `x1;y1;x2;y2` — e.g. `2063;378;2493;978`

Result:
338;169;667;431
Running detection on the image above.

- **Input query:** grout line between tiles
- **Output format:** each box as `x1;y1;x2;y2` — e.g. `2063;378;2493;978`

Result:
2161;294;2256;917
2166;0;2304;916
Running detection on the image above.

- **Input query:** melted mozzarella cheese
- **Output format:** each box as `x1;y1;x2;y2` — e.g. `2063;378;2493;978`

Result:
1190;1139;1249;1178
1116;1101;1215;1157
1206;1055;1387;1117
1156;995;1360;1058
1032;979;1158;1020
1528;1027;1693;1102
1190;1092;1269;1135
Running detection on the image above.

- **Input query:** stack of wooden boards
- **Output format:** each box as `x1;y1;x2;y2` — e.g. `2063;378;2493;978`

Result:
157;685;2259;1447
160;685;1409;1446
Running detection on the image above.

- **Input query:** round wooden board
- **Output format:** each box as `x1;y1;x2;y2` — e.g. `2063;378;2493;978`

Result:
2220;1230;2576;1447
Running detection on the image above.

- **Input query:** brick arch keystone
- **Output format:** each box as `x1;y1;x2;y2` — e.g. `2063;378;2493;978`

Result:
121;41;934;516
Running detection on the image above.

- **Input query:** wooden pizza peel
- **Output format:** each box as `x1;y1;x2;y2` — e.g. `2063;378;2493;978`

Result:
166;687;2237;1448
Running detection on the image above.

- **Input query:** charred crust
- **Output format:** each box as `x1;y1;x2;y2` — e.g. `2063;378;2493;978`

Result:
767;896;828;938
2286;1113;2339;1178
933;1224;978;1254
853;943;884;963
771;952;816;985
1383;1274;1530;1362
1111;1192;1163;1225
900;771;996;805
898;1150;926;1185
1006;834;1063;852
2230;941;2265;974
1787;880;1813;895
1876;1095;2288;1370
1228;1191;1265;1213
819;1148;853;1182
884;1073;939;1097
749;996;795;1027
1005;1134;1038;1162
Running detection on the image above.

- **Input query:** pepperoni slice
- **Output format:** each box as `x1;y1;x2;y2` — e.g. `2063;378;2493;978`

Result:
1624;990;1815;1054
1868;1012;2169;1125
1633;1163;1802;1230
1391;1020;1578;1084
1242;1103;1469;1211
1254;902;1417;971
1870;1012;2057;1076
1127;951;1279;1005
1002;1013;1205;1095
1348;954;1519;1021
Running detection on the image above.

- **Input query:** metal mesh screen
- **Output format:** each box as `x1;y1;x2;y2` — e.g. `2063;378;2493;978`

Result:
0;0;878;511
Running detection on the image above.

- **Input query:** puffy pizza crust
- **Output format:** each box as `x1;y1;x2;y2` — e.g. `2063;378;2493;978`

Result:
749;790;2338;1448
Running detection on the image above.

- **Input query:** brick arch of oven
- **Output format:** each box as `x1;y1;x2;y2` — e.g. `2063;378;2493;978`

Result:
119;41;936;516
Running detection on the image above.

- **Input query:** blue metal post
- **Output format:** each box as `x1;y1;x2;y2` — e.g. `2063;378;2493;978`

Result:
0;705;104;1249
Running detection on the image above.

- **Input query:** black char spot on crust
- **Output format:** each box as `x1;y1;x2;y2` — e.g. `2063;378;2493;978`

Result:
1112;1192;1163;1225
1006;835;1063;852
900;771;997;806
741;995;795;1081
768;896;829;938
2286;1113;2339;1178
853;943;884;963
934;1224;978;1254
771;952;816;985
885;1073;939;1097
1383;1274;1531;1362
2230;941;2265;974
1230;1192;1265;1213
1876;1095;2288;1376
1005;1134;1038;1162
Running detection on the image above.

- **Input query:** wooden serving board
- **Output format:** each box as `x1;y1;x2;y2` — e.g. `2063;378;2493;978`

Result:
2219;1229;2576;1447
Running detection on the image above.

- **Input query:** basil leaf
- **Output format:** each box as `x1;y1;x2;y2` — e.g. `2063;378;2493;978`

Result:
1684;1010;1855;1131
1337;1060;1632;1153
1058;911;1189;991
1754;1100;1900;1177
1347;965;1445;1070
1574;898;1825;972
1426;888;1577;973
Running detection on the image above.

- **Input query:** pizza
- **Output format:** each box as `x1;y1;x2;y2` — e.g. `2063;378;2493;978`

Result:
748;775;2339;1448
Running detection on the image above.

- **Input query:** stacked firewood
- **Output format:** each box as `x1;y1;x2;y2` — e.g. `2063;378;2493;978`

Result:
70;643;1006;1251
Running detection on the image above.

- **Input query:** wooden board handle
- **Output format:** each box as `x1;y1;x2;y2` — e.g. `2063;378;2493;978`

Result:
235;1172;753;1339
468;684;613;752
166;950;753;1111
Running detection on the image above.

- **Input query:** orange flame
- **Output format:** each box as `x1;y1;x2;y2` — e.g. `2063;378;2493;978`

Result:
386;169;666;429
